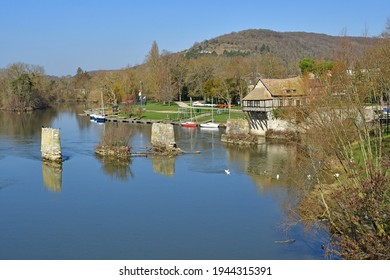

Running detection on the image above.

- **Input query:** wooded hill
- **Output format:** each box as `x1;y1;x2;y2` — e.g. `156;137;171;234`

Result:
184;29;378;74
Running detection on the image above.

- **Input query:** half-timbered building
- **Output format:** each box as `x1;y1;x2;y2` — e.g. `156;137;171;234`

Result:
242;77;307;135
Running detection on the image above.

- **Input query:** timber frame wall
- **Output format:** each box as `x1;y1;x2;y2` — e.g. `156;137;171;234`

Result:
242;97;304;113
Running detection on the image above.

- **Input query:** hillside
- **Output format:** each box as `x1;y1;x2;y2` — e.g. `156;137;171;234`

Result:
185;29;378;73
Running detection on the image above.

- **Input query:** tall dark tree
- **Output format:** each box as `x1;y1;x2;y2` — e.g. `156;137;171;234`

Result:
74;67;91;89
11;73;33;109
145;40;161;100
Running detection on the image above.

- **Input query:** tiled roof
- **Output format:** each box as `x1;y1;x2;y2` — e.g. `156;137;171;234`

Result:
243;77;306;101
243;81;273;101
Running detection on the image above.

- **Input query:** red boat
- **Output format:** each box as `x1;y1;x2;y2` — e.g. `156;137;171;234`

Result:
180;98;198;127
180;121;198;128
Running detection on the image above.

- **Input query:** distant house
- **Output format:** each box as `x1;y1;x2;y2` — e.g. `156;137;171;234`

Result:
242;77;306;112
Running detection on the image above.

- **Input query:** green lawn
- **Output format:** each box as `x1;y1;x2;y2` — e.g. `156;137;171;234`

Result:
195;111;246;123
103;101;246;126
144;101;179;111
139;109;245;123
117;101;246;124
141;111;176;120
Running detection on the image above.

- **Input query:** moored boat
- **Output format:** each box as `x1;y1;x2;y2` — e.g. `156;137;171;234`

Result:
181;121;198;128
199;98;219;128
91;91;106;123
89;113;106;123
199;121;219;128
94;114;106;123
89;113;97;121
180;98;198;127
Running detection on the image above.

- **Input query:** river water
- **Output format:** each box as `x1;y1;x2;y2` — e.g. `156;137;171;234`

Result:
0;104;327;260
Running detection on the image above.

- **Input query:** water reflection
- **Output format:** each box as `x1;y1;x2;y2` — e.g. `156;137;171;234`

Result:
151;155;175;176
225;143;300;190
0;105;328;259
224;142;305;220
0;109;60;161
95;154;134;180
176;127;198;151
0;108;59;138
42;161;62;192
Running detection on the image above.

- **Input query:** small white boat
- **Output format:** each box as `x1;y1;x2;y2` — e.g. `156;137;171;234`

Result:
199;97;219;128
180;98;197;127
94;114;106;123
89;113;97;121
199;121;219;128
90;112;106;122
91;91;106;123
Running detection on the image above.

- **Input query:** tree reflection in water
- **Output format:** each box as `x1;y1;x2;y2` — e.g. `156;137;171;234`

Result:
95;154;134;181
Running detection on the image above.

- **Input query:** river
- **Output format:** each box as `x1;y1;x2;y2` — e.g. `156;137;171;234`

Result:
0;104;328;260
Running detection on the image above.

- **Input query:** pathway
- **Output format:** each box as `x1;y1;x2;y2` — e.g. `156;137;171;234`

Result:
175;101;190;108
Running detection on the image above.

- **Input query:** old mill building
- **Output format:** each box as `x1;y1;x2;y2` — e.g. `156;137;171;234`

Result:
242;77;307;135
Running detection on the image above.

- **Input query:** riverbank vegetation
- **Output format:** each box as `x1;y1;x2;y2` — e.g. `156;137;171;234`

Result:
282;27;390;259
95;123;134;158
0;63;54;111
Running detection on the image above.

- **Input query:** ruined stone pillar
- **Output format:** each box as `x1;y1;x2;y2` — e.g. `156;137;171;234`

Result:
225;119;250;135
221;119;265;144
151;123;176;148
41;127;62;162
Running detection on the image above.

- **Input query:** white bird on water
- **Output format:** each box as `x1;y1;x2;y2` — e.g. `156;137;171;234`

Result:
276;174;280;180
224;169;231;175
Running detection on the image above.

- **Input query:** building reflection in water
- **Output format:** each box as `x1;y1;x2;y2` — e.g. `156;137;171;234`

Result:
151;155;175;176
224;142;307;192
42;161;63;192
224;142;323;241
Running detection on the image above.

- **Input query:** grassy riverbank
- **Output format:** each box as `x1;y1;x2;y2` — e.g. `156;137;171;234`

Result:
104;101;246;125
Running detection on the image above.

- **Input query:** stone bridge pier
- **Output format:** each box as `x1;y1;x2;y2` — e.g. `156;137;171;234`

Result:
41;127;62;162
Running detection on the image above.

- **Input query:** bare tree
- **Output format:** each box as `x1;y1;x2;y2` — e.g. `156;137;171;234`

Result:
286;35;390;259
170;55;188;102
185;56;215;99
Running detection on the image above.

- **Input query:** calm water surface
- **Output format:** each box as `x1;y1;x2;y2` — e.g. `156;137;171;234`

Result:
0;105;327;259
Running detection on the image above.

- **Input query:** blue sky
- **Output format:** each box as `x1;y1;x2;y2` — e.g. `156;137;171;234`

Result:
1;0;389;76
